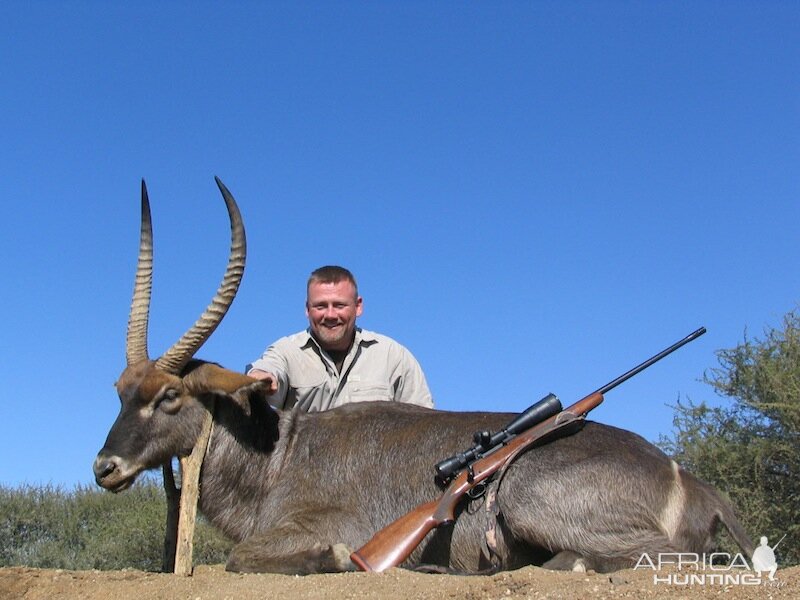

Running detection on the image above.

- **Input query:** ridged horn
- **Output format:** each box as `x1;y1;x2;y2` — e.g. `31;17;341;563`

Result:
125;180;153;365
155;177;246;374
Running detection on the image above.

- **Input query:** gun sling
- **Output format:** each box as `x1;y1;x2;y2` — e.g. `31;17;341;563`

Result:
478;410;588;567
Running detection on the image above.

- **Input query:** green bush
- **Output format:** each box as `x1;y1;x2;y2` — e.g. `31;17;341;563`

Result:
0;476;232;571
661;310;800;566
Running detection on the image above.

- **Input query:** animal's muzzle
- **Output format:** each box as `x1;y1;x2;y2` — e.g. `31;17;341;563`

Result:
93;453;137;492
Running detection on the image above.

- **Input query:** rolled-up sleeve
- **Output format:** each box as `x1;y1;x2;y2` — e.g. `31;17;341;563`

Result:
391;346;433;408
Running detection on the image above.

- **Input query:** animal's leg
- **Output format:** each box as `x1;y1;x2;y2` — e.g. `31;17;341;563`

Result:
542;550;591;572
542;551;635;573
227;536;355;575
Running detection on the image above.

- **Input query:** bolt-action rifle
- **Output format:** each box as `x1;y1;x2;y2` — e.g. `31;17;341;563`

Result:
350;327;707;572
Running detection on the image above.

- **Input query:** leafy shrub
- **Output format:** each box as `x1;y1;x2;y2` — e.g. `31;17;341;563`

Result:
0;476;232;571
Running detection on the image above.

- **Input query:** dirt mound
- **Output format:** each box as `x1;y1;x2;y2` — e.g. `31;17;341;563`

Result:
1;564;797;600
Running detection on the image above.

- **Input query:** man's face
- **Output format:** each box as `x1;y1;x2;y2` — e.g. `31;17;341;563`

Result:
306;279;363;351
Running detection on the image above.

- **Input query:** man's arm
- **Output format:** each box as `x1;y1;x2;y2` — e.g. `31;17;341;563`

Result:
392;346;433;408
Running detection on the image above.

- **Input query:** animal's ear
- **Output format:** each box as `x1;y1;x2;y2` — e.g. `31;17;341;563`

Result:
183;362;270;416
230;380;274;418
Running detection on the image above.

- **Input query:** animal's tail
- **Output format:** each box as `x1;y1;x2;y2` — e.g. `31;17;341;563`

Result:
716;499;754;558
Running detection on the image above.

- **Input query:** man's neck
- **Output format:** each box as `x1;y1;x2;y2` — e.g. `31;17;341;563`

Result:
315;334;356;373
325;348;349;373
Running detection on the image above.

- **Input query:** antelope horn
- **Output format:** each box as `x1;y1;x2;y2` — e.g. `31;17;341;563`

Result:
125;180;153;365
155;177;246;374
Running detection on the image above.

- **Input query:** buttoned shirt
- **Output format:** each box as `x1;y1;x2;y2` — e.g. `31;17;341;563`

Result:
246;328;433;411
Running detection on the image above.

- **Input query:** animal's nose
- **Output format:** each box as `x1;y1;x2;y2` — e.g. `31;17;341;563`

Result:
93;456;117;485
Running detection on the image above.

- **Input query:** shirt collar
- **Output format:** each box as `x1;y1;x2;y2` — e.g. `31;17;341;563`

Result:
299;327;377;351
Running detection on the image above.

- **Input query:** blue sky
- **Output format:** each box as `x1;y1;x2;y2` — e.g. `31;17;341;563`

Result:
1;2;797;489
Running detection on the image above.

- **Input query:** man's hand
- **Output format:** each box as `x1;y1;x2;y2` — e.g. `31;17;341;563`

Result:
247;369;279;395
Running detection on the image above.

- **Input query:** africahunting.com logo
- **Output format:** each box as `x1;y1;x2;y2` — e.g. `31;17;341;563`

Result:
634;535;786;587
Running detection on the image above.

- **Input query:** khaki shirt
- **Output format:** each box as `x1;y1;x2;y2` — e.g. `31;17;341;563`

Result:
246;328;433;411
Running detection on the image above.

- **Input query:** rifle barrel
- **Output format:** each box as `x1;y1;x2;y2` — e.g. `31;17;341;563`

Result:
594;327;706;396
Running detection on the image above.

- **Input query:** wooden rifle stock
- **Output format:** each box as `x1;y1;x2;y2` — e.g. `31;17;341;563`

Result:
350;327;706;572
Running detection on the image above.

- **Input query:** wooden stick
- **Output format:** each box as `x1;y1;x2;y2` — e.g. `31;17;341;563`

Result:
171;402;215;576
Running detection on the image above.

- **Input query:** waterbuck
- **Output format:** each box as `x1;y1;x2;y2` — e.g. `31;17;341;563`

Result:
94;179;754;575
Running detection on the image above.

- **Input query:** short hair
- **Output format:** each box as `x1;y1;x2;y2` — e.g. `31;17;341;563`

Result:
307;265;359;298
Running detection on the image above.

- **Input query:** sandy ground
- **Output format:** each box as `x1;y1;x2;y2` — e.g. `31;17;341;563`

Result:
1;564;796;600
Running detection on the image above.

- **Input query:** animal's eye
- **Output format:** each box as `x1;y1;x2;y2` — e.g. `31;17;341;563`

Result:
158;389;182;414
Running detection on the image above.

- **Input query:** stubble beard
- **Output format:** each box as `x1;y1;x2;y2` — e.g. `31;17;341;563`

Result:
314;322;351;350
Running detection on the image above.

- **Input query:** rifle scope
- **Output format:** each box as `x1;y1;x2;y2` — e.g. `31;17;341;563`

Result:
434;393;562;482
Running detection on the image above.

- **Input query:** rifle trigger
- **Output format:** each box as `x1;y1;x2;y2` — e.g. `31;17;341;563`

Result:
467;480;488;500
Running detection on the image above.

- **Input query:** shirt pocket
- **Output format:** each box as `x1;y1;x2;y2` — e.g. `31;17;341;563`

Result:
286;374;328;409
346;381;393;403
